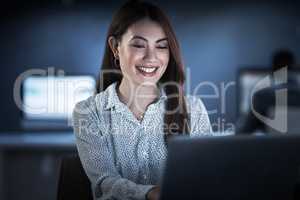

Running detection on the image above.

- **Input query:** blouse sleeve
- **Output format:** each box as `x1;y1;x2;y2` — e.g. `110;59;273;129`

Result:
188;96;213;136
72;97;155;200
188;96;234;136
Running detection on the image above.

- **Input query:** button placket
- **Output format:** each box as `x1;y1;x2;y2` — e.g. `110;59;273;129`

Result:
142;104;157;127
139;135;151;183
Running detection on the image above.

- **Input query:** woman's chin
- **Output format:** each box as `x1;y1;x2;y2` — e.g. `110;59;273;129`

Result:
136;78;158;86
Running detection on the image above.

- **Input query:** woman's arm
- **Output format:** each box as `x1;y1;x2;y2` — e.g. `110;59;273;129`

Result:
72;97;155;200
188;96;213;136
188;96;234;136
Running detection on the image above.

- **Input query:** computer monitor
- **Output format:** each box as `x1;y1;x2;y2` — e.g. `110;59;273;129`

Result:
237;68;300;117
237;68;270;116
21;75;96;130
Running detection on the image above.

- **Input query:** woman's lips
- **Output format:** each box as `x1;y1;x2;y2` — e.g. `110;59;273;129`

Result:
135;65;159;77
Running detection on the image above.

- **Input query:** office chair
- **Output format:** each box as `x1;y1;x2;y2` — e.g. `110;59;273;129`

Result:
57;154;93;200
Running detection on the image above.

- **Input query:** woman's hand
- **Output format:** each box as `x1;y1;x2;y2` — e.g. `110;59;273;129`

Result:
146;186;160;200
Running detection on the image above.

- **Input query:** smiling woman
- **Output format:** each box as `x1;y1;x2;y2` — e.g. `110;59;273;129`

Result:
107;18;170;121
111;19;169;81
98;0;190;132
72;1;215;200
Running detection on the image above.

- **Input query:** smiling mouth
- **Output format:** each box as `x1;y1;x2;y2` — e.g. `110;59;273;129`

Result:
136;65;159;74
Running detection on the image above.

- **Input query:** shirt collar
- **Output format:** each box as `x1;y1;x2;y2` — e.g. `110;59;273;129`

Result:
104;81;167;110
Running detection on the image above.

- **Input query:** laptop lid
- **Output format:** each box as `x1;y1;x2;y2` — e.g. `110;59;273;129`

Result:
160;135;300;200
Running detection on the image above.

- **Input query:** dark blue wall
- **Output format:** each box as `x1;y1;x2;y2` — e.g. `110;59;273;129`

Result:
1;0;299;131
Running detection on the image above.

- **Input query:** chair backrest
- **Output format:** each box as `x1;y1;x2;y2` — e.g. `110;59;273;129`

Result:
57;154;93;200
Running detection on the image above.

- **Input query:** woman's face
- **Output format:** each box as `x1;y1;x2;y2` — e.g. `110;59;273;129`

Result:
114;18;170;87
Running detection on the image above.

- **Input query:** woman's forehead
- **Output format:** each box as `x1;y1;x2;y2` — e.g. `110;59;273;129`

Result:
122;19;167;42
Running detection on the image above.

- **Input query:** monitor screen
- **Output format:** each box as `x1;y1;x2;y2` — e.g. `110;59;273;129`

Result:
22;75;96;120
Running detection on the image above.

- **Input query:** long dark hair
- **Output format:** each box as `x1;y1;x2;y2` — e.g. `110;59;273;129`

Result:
96;0;190;136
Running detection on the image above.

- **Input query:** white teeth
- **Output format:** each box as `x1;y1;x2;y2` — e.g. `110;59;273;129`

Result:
138;66;157;73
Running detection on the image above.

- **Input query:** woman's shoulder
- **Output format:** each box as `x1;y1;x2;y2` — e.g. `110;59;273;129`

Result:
73;83;116;119
73;95;97;116
72;84;117;137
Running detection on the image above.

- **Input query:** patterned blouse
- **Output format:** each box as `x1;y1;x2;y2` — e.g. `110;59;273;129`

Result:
72;82;221;200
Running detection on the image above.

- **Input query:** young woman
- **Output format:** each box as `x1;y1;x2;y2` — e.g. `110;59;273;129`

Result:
72;1;217;199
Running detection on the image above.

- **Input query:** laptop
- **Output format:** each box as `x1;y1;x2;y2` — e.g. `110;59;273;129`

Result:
159;135;300;200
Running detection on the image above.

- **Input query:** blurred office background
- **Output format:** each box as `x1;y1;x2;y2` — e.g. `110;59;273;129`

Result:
0;0;299;199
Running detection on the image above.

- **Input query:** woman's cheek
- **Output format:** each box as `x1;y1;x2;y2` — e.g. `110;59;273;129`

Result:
131;54;146;65
127;49;144;59
158;52;169;66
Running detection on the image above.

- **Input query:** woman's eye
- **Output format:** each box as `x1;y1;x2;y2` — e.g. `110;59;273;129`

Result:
157;46;168;49
132;44;145;48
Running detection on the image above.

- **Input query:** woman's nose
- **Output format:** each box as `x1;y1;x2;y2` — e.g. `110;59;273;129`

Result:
144;47;157;62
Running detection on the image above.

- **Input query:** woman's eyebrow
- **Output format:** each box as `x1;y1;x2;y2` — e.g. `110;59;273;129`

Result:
130;35;147;42
156;37;168;43
130;35;168;43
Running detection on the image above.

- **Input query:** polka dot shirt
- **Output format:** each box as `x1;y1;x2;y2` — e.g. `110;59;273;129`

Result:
72;82;222;200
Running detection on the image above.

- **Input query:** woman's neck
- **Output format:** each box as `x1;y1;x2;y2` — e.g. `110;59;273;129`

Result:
118;79;159;113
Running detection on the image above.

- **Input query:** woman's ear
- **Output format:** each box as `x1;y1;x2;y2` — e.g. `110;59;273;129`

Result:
108;36;119;58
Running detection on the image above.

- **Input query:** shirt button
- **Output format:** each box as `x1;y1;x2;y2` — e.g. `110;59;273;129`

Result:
142;151;148;158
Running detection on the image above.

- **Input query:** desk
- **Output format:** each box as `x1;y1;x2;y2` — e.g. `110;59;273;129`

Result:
0;132;77;200
0;132;76;149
